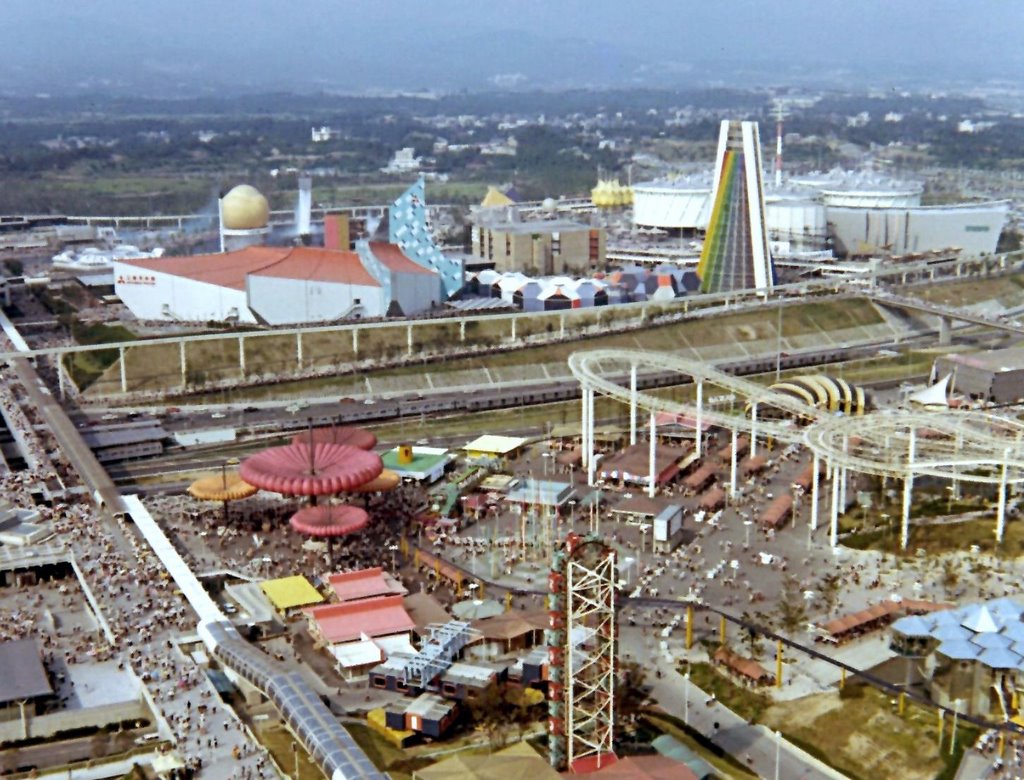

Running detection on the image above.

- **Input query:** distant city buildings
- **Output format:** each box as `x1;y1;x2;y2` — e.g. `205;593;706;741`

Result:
383;147;422;173
958;119;997;134
479;136;518;156
311;126;335;142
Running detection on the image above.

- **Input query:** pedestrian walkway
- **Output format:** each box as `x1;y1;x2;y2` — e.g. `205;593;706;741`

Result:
620;625;847;780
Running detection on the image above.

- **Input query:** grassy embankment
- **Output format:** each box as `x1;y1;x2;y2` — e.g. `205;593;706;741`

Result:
683;661;976;780
90;297;889;400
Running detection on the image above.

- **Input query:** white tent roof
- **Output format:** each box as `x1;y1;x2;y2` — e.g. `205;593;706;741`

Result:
497;272;529;292
962;604;1000;634
476;269;501;286
538;285;580;301
908;374;950;408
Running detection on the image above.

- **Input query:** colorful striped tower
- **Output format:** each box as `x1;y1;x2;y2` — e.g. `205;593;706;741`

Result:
697;120;775;293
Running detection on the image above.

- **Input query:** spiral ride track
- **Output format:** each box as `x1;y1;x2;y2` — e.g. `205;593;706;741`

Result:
570;348;1024;549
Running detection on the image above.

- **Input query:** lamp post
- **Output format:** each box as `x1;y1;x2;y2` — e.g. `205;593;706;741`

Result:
774;729;782;780
388;544;399;573
775;303;783;382
684;672;690;725
950;699;961;756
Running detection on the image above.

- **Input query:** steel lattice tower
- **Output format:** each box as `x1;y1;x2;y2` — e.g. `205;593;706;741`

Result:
547;533;616;772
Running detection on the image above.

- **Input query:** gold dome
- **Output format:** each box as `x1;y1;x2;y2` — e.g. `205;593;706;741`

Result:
221;184;270;230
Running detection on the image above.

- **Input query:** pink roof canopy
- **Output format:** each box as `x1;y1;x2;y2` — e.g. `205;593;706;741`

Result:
289;505;370;537
240;442;383;496
291;425;378;451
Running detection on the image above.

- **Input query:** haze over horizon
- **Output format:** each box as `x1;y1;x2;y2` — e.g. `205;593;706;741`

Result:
2;0;1022;97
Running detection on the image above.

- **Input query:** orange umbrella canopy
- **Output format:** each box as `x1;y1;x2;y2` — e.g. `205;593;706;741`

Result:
289;505;370;537
292;425;377;451
348;469;401;494
240;442;383;496
188;471;258;502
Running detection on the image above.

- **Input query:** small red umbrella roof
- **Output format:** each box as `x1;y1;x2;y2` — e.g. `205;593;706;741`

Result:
240;442;383;496
292;426;377;451
289;505;370;537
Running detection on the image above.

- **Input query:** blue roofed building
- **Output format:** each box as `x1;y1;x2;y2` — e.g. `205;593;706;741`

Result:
891;597;1024;717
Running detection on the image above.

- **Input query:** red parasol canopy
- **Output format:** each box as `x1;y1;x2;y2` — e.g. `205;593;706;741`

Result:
240;442;382;496
289;505;370;537
291;425;377;451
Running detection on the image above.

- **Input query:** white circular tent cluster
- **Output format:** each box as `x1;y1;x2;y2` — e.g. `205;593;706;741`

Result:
569;349;1024;550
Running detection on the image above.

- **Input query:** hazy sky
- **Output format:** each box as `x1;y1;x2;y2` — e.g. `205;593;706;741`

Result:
2;1;1020;94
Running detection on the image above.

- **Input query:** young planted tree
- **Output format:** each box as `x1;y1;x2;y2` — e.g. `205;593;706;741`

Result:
774;574;808;636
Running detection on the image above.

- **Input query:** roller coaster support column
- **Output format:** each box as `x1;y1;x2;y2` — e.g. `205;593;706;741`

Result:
56;359;65;399
729;428;738;500
581;384;589;470
939;316;951;346
750;403;758;457
695;381;703;457
810;453;820;532
629;365;638;446
776;641;783;688
585;380;593;468
830;464;840;549
839;434;849;511
119;347;128;393
587;388;597;487
648;411;657;499
996;448;1010;544
952;432;963;500
901;428;916;551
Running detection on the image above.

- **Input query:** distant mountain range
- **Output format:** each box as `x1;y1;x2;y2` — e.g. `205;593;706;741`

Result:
0;16;1019;98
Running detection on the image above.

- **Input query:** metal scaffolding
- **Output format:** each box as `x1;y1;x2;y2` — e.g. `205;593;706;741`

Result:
548;534;616;771
402;620;474;688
